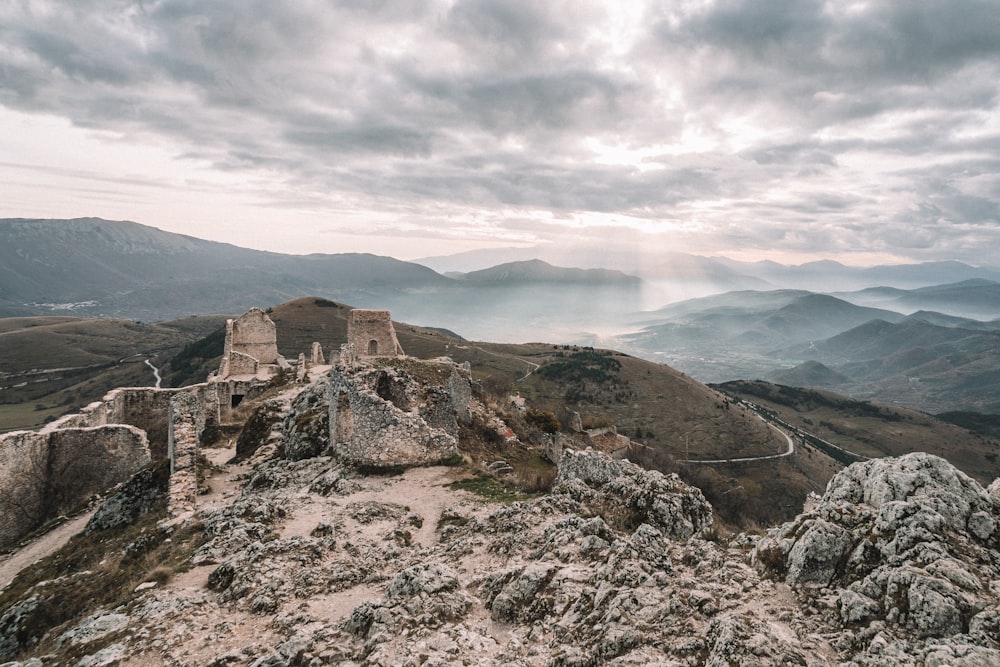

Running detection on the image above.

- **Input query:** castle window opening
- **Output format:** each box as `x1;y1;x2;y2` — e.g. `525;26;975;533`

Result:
367;339;379;356
231;394;244;409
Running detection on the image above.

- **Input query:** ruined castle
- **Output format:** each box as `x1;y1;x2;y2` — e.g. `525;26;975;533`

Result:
0;306;468;548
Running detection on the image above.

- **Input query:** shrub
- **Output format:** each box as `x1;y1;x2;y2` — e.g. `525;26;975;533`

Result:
526;409;560;434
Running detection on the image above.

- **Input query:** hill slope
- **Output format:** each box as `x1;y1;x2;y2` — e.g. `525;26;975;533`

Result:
0;314;226;431
0;218;452;321
457;259;640;286
714;380;1000;485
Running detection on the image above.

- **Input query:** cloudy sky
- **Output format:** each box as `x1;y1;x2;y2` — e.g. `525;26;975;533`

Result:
2;0;1000;267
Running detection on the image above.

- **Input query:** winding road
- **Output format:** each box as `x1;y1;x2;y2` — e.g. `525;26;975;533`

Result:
679;407;796;465
145;358;162;389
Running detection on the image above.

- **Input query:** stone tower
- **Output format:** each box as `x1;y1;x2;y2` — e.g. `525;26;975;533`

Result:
217;307;285;378
347;309;404;358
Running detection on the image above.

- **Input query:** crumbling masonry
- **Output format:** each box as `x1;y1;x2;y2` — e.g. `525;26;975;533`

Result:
0;425;151;548
328;363;470;469
212;307;289;409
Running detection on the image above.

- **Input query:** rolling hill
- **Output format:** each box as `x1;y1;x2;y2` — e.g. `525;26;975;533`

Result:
616;291;905;380
767;316;1000;412
455;259;640;286
0;218;647;344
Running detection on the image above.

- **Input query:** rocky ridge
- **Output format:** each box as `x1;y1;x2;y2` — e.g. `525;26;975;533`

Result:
755;452;1000;665
2;370;1000;665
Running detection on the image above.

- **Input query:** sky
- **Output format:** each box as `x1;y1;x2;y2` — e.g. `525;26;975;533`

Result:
2;0;1000;267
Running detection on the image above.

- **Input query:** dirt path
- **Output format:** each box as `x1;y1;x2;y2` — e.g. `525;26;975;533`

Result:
0;510;95;592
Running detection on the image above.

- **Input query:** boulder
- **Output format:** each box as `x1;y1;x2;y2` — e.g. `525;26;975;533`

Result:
553;448;713;539
755;453;1000;641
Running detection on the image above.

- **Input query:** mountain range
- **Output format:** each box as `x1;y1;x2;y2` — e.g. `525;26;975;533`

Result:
615;289;1000;413
4;217;1000;413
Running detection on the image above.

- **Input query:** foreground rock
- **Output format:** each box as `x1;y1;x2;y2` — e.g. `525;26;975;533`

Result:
755;452;1000;665
6;413;1000;666
2;439;832;666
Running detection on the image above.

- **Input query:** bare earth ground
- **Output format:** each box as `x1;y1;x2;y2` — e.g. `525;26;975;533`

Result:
0;509;95;592
114;452;491;666
3;408;837;665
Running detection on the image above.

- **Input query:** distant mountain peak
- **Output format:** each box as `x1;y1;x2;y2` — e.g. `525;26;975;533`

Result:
458;259;640;285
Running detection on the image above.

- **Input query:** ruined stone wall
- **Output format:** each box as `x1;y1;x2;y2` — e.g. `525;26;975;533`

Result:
48;425;151;514
231;308;281;365
329;368;457;469
347;309;403;357
227;351;260;376
0;431;49;548
310;342;325;366
213;377;268;412
0;425;150;549
419;386;460;435
167;391;204;517
216;308;284;379
107;389;173;460
42;386;219;462
43;400;111;432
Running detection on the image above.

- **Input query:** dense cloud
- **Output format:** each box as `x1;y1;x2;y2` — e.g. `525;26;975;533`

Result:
1;0;999;264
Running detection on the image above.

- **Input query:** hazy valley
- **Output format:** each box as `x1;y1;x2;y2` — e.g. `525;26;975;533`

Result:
5;217;1000;416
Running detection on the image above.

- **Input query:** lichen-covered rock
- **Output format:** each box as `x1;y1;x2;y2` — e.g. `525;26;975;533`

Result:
755;452;1000;648
481;562;559;622
236;399;285;461
56;611;129;649
347;563;472;655
784;518;852;586
281;379;330;460
0;596;42;660
553;448;713;539
85;462;168;533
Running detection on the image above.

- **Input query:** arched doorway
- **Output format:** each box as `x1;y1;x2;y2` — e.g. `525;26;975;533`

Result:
367;339;379;356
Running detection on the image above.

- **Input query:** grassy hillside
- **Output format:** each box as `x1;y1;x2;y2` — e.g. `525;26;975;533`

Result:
0;315;227;432
714;380;1000;485
13;297;992;529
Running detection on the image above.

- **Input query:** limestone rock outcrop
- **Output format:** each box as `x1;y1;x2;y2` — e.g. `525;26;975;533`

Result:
8;353;1000;667
755;452;1000;662
85;463;168;534
554;448;713;540
281;378;331;461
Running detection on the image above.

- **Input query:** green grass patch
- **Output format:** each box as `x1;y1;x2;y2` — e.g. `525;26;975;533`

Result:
449;473;546;504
